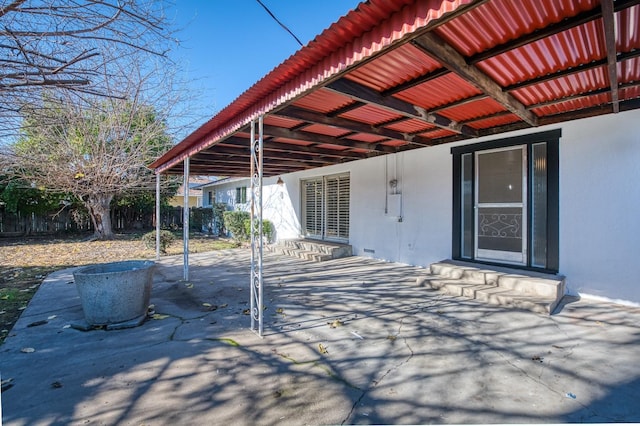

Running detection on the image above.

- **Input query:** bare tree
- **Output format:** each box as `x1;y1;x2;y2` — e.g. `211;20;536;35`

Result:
0;0;177;139
4;69;176;239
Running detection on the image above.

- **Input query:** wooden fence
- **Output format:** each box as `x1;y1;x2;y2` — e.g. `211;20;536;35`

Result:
0;206;214;236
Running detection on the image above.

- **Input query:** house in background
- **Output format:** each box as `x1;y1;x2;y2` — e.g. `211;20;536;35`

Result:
151;0;640;307
168;176;215;208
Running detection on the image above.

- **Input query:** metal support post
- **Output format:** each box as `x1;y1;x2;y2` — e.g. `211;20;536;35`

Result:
250;116;264;337
155;172;161;260
183;157;190;281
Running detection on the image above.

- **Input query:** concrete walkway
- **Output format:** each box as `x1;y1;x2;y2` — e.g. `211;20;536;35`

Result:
2;249;639;425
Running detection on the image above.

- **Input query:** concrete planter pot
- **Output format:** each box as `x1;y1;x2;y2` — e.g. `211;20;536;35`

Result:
73;260;155;329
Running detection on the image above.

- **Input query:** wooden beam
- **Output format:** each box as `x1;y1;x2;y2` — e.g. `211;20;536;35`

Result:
600;0;619;113
196;146;342;165
325;78;479;137
411;31;539;127
262;123;396;153
219;136;369;159
190;157;320;169
276;105;434;147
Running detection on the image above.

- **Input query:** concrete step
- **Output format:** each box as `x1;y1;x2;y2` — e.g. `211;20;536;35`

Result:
419;260;565;315
268;239;352;262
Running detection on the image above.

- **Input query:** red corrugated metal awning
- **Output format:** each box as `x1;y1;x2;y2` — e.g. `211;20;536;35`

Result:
150;0;640;176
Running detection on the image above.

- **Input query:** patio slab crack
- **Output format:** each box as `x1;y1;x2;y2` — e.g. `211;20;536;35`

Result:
342;318;415;425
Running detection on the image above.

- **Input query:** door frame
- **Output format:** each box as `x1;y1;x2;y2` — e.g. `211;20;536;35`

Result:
451;129;560;273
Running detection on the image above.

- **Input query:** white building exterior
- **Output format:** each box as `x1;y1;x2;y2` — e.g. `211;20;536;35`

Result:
201;110;640;305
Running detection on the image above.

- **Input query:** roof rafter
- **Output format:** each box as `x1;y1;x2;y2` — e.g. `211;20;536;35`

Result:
196;147;334;165
260;123;397;153
600;0;619;113
220;136;369;159
325;78;479;137
411;31;539;127
276;105;434;147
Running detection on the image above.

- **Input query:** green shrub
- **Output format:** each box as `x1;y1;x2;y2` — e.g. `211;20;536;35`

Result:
222;211;250;241
142;230;175;253
243;218;274;243
190;207;214;232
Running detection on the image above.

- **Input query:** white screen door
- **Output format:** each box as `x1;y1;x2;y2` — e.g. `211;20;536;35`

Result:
475;146;527;264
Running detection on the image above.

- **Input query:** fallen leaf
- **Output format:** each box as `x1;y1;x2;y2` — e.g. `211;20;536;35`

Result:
21;347;35;353
328;319;344;328
51;381;63;389
276;308;284;314
184;283;194;289
152;313;170;320
47;315;57;320
203;303;218;311
318;343;329;355
387;335;397;341
242;309;250;315
219;303;228;308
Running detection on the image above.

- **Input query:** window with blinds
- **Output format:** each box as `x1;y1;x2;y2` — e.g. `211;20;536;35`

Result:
301;173;350;241
303;178;323;238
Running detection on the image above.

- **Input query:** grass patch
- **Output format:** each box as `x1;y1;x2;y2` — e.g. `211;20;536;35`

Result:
0;232;241;344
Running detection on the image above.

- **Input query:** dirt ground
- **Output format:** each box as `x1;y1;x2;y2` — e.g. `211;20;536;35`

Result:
0;232;239;343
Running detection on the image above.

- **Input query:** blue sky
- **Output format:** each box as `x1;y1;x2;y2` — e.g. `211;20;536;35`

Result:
170;1;362;125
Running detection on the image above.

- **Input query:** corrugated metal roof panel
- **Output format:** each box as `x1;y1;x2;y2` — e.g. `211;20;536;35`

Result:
313;144;350;151
467;113;521;130
152;0;475;171
153;0;640;177
292;88;355;114
512;67;608;106
301;124;352;138
530;93;610;116
395;73;481;109
477;21;605;87
618;5;640;51
419;128;457;139
271;138;313;146
346;43;441;92
263;115;304;128
340;104;402;125
347;133;388;143
381;140;409;147
620;57;640;84
383;118;435;133
438;98;506;122
620;86;640;101
436;0;598;57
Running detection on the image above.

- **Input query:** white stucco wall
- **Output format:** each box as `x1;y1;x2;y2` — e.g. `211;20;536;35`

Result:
558;110;640;304
199;109;640;304
201;177;301;240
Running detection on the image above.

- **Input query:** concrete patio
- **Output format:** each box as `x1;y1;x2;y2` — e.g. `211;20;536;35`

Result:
2;249;639;425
